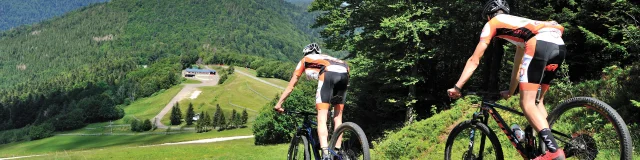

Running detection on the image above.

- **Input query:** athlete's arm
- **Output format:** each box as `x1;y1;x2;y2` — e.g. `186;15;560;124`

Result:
508;47;525;95
275;59;305;112
275;74;300;110
454;42;489;89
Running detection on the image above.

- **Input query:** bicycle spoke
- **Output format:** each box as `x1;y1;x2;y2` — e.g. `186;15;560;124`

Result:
552;107;621;160
448;125;500;160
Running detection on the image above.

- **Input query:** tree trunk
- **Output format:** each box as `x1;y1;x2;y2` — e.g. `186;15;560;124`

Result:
405;61;418;125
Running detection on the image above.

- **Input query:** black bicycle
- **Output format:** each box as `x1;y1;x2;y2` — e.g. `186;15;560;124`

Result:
285;109;370;160
444;92;632;160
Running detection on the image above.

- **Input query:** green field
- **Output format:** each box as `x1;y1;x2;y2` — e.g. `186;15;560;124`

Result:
61;85;184;134
160;70;284;126
0;68;290;159
0;128;251;157
21;138;287;160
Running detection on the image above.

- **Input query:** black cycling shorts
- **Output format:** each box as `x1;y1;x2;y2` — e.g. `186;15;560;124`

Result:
316;71;348;104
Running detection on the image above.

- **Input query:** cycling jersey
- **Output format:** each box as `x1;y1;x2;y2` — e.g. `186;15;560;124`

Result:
293;54;349;107
480;14;566;91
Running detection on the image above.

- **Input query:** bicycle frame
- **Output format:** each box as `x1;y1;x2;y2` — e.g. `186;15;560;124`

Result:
291;111;343;160
472;100;536;159
294;114;322;160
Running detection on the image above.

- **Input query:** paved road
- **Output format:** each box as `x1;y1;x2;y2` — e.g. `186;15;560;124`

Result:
154;74;219;129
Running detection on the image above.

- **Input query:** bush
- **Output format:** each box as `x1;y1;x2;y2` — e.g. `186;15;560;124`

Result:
141;119;152;131
547;63;640;124
27;123;54;140
372;96;478;159
252;80;316;145
219;74;229;84
130;119;140;132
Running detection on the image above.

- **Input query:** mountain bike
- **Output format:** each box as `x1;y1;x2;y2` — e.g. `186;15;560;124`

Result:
285;109;370;160
444;91;632;160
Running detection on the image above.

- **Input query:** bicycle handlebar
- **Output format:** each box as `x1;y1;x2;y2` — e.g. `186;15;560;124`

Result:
284;109;317;116
465;91;501;97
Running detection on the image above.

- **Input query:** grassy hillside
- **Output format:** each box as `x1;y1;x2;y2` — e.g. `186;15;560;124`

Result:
0;67;289;158
161;67;285;126
19;138;287;160
0;0;319;140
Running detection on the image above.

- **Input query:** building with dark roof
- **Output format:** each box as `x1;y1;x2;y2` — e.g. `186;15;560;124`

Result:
184;68;216;77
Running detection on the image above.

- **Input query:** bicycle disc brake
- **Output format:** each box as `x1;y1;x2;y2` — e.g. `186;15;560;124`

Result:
564;134;598;160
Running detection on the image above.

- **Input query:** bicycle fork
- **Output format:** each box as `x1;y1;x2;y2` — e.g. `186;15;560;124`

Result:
468;111;490;159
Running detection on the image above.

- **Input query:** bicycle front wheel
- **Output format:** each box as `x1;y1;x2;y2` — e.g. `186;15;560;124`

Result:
548;97;633;160
445;120;503;160
328;122;370;160
288;135;311;160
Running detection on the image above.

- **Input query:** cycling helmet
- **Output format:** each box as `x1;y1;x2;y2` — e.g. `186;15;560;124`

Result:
482;0;510;19
303;43;321;55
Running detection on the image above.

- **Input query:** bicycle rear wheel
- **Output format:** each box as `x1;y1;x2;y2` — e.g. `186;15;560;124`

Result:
445;120;503;160
328;122;370;160
288;135;311;160
548;97;632;160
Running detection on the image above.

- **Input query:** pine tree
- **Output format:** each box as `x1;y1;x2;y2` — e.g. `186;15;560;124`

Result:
230;109;237;128
185;102;195;125
234;112;241;129
170;103;182;125
241;109;248;126
213;104;222;129
196;111;205;133
203;111;211;132
218;110;226;130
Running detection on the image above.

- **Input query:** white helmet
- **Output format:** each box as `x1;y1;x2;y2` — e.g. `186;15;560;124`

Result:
303;43;321;55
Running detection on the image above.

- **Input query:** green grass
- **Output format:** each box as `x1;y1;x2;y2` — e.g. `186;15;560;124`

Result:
61;85;184;134
24;138;287;160
0;67;289;159
161;71;286;126
0;128;252;158
235;66;288;88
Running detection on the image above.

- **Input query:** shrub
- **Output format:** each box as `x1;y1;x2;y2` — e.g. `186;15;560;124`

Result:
130;119;140;132
28;123;54;140
141;119;152;131
252;80;316;145
372;96;479;159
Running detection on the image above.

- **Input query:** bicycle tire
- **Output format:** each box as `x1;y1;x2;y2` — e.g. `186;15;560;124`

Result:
548;97;632;160
445;120;504;160
329;122;370;160
288;135;311;160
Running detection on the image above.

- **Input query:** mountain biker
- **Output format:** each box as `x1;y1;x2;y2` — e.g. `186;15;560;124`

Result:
447;0;566;160
274;43;350;160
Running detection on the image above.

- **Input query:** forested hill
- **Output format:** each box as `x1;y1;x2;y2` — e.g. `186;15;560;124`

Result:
0;0;110;30
0;0;319;139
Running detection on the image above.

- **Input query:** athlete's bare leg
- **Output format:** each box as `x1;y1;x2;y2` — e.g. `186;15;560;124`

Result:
520;90;549;131
333;104;344;149
317;103;330;154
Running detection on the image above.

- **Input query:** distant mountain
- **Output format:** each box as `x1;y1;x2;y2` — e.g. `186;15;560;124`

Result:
0;0;110;30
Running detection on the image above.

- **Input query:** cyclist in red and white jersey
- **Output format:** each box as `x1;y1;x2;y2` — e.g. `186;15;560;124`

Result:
447;0;566;160
274;43;349;160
